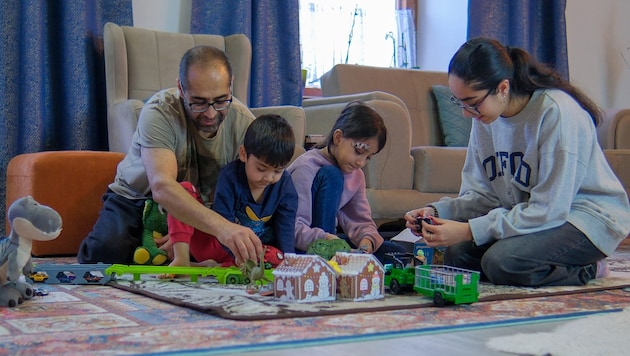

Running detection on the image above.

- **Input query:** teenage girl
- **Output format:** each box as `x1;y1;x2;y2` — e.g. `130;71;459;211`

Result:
405;37;630;287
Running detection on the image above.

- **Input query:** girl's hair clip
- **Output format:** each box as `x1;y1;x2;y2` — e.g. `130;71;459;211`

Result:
353;141;370;150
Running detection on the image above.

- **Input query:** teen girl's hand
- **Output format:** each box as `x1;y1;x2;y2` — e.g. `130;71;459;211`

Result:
404;207;435;236
421;218;473;247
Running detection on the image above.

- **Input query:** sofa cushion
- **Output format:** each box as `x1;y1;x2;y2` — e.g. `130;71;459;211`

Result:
432;85;471;147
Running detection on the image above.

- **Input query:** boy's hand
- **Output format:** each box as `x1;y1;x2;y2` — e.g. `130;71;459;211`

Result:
156;234;174;261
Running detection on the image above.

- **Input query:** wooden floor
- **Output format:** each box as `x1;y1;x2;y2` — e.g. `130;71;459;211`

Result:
241;319;568;355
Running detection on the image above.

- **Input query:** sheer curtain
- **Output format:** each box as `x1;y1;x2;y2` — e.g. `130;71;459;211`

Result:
0;0;132;235
190;0;302;108
300;0;417;88
467;0;569;80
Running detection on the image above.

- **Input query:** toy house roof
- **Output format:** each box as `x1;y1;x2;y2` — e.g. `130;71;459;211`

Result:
272;253;334;277
334;252;384;276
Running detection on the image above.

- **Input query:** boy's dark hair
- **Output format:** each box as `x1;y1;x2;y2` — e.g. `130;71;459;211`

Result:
243;114;295;167
320;101;387;152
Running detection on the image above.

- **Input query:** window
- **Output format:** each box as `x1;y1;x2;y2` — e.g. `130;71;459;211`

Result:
299;1;417;88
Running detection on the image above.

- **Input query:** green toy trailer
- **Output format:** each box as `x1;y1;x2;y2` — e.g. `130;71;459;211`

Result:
413;265;480;306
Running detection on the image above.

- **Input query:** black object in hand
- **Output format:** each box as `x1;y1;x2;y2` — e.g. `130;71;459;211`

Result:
416;217;434;226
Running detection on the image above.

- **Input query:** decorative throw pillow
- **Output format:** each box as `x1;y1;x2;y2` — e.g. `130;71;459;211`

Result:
431;85;472;147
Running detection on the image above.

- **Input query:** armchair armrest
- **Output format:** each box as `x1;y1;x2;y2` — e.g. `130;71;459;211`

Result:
598;108;630;149
107;99;144;153
411;146;466;194
604;149;630;198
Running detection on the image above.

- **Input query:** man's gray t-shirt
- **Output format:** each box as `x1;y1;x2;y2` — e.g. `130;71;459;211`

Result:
109;87;255;205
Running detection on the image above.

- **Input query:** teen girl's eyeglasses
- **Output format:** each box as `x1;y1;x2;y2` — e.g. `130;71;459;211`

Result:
449;89;492;116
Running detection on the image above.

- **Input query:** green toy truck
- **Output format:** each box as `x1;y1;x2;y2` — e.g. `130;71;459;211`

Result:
413;265;480;306
383;252;418;295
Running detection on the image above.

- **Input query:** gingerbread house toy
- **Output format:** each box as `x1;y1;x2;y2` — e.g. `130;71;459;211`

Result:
272;253;337;303
334;252;385;301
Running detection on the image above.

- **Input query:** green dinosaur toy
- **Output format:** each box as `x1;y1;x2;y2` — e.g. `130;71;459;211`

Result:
1;196;62;307
306;238;351;260
133;199;168;265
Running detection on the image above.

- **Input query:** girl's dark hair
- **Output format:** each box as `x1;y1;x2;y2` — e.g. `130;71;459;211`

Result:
320;101;387;152
243;114;295;167
179;45;233;90
448;37;601;126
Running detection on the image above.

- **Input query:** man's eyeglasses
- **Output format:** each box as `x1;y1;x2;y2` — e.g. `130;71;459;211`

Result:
188;97;233;113
450;89;492;116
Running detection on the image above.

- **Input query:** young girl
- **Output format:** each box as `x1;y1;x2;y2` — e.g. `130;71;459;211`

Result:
288;101;406;263
404;37;630;287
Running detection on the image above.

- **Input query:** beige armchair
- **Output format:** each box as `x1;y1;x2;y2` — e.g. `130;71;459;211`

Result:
103;22;305;154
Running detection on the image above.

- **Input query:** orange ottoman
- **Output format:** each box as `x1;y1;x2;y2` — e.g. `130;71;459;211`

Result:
5;150;125;256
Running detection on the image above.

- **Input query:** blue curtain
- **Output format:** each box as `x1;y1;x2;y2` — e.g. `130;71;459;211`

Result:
190;0;302;108
0;0;132;236
468;0;569;80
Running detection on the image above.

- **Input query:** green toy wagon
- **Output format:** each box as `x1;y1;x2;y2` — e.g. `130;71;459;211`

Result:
413;265;480;306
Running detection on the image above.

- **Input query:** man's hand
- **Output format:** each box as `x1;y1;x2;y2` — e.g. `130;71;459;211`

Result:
215;222;264;266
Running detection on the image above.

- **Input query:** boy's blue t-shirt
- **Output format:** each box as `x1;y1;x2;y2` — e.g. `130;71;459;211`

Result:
213;159;298;253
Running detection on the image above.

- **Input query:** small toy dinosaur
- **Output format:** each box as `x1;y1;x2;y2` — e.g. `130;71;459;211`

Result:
0;196;62;307
133;199;168;265
240;247;272;293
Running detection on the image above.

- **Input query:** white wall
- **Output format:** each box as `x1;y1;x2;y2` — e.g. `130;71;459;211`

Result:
416;0;468;72
566;0;630;109
132;0;191;33
132;0;630;109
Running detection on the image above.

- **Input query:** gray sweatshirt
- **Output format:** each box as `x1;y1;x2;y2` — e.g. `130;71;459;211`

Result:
432;89;630;256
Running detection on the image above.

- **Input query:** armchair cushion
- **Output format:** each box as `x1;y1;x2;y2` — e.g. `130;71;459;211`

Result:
432;85;471;147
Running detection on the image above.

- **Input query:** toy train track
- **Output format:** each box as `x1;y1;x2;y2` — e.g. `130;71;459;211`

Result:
29;263;273;285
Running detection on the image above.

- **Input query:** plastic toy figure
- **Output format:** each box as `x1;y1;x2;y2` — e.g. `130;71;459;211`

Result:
240;248;273;294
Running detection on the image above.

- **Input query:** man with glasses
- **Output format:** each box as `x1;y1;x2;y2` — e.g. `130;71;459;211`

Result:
78;46;263;266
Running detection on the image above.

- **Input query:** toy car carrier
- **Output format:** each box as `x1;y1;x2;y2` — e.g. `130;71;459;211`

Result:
413;265;480;306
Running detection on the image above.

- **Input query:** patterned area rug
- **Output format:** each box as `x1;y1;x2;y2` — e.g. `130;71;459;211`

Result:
109;267;630;321
0;239;627;355
1;285;629;355
108;243;630;320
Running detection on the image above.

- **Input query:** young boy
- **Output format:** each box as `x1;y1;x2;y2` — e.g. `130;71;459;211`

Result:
167;114;298;268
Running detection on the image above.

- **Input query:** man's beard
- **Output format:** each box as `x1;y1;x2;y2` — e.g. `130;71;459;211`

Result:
194;113;225;137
